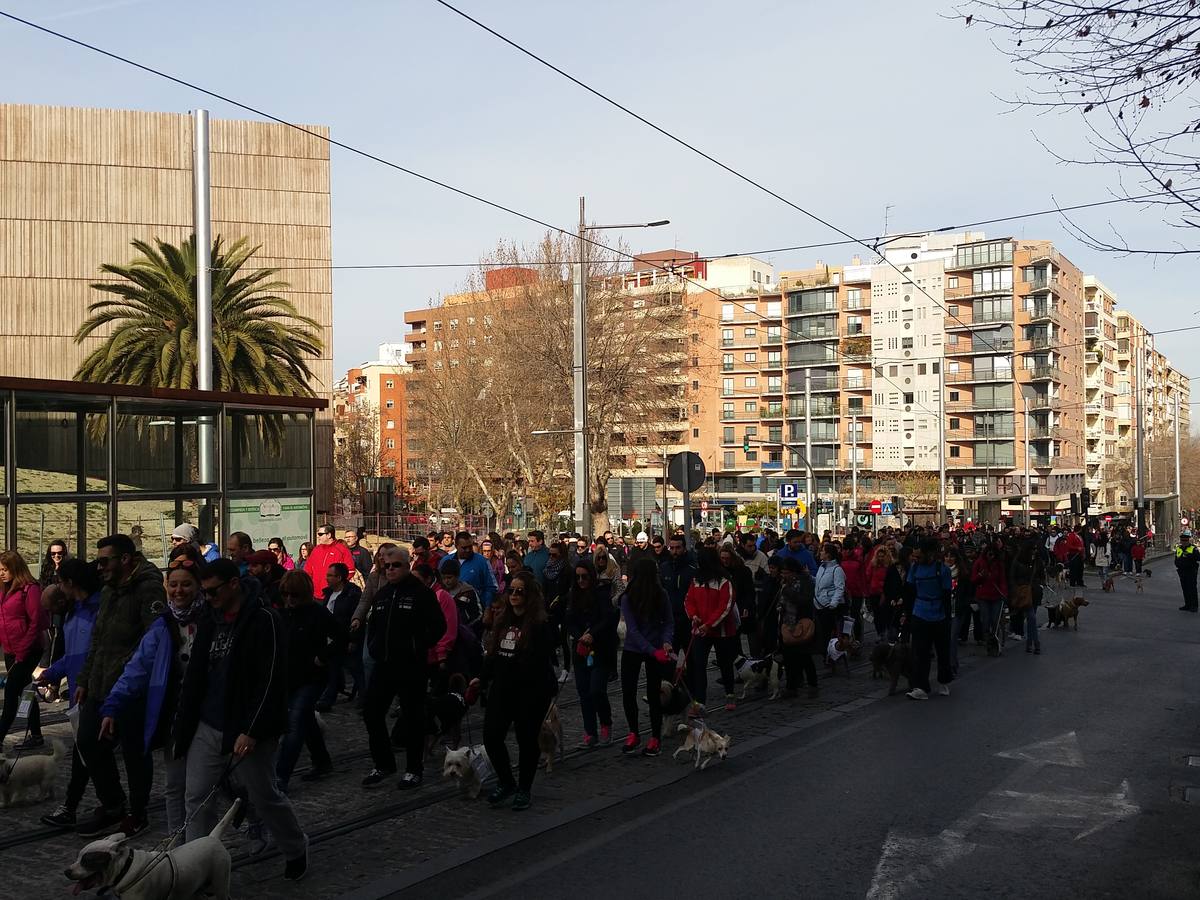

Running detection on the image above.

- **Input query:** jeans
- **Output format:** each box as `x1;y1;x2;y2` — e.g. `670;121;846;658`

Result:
0;650;41;743
362;640;376;693
978;599;1003;642
688;635;737;704
1025;607;1040;650
1181;570;1198;610
572;656;611;738
184;721;307;859
910;616;952;694
620;652;664;740
276;682;331;791
64;741;92;811
483;690;550;793
162;749;187;835
362;660;427;776
76;697;151;817
319;649;364;707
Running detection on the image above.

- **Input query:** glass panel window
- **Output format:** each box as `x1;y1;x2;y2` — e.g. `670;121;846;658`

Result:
114;401;221;492
14;501;109;561
225;411;312;491
15;394;109;494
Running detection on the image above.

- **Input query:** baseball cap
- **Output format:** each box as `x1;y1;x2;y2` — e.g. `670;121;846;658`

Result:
171;523;199;543
246;549;275;567
1183;530;1193;538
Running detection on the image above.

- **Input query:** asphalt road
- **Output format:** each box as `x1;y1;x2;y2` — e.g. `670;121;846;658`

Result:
396;568;1200;900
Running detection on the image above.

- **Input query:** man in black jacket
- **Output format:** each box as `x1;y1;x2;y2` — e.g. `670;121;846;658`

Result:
360;547;446;790
175;559;309;882
318;562;364;710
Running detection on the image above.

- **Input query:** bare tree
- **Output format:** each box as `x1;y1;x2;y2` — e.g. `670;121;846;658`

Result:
893;471;941;510
413;232;687;534
961;0;1200;254
334;400;382;510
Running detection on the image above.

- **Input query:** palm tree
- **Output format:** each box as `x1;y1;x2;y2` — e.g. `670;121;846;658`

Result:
74;235;323;396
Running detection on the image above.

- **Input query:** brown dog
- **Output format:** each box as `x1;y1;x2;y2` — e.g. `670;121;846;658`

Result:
1057;595;1090;630
538;702;563;772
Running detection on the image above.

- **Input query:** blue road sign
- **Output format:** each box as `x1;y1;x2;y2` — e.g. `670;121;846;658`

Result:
778;483;801;500
880;501;895;516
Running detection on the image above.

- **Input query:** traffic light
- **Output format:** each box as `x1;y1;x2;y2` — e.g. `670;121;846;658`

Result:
1080;487;1091;513
743;435;751;453
1070;492;1079;515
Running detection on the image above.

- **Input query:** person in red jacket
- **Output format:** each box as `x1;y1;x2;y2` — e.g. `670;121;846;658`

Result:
684;547;738;710
1131;536;1147;575
840;536;865;642
0;550;48;749
971;546;1008;656
304;524;357;600
863;542;889;642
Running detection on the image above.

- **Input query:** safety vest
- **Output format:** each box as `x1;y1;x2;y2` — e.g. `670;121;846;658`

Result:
1177;545;1196;559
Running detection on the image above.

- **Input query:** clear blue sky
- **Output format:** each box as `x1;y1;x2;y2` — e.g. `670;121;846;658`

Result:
2;0;1195;379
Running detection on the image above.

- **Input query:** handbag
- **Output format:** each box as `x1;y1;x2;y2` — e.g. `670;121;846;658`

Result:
781;617;815;646
1011;584;1033;611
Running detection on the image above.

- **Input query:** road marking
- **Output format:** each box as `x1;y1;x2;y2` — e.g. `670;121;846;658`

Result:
995;730;1085;768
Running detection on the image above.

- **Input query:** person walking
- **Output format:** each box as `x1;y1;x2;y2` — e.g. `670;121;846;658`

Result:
317;562;364;711
35;559;102;828
971;545;1008;656
439;532;498;610
777;558;818;699
1177;530;1199;612
268;538;297;572
617;558;674;757
74;535;164;838
304;525;356;601
523;530;549;584
813;543;847;650
684;547;738;710
470;571;557;811
275;570;340;793
541;541;573;683
905;539;953;701
343;528;373;581
360;547;445;790
97;556;205;834
0;550;47;751
565;559;617;749
1010;541;1043;655
175;558;310;881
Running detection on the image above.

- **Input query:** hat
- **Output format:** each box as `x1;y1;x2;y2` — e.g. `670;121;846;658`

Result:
636;532;649;543
246;549;275;567
171;523;199;543
1183;530;1193;538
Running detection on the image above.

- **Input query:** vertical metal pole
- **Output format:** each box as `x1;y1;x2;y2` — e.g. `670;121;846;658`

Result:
1175;388;1182;509
851;414;858;514
1134;342;1146;534
804;369;812;529
573;196;589;536
938;364;947;522
194;110;215;540
1023;395;1031;527
662;447;669;537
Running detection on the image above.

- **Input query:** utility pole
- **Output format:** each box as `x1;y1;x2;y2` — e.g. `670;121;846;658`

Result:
938;364;947;523
661;446;669;537
573;196;590;537
1022;394;1031;527
1134;342;1146;535
193;109;214;539
1175;389;1182;530
851;414;858;516
804;369;813;530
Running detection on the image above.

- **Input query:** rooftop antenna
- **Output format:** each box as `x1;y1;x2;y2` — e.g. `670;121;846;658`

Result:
883;204;895;236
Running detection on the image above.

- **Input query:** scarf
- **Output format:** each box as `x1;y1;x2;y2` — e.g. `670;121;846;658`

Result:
543;556;565;584
168;593;206;625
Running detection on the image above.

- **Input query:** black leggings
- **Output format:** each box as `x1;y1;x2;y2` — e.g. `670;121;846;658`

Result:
688;636;736;704
621;652;665;740
0;650;42;743
781;643;818;689
65;742;92;811
483;692;551;793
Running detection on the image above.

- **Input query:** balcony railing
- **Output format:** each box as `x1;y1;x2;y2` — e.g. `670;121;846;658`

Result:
1027;303;1062;323
761;334;782;346
719;410;760;421
944;307;1014;328
947;427;1017;439
1027;425;1059;439
1030;454;1053;467
947;397;1016;411
944;368;1014;384
1027;365;1064;381
946;339;1016;355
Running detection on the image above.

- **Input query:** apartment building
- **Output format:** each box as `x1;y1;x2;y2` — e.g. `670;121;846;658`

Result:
334;343;412;490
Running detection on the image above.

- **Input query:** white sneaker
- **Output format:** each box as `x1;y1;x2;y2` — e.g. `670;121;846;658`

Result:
936;684;951;697
557;669;570;684
906;688;929;701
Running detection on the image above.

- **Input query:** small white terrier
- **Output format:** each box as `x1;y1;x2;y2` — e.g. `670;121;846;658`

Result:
442;745;494;798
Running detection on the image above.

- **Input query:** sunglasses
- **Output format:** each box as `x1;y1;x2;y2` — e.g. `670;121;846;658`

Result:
168;558;200;571
382;561;406;570
510;587;526;596
201;580;230;597
317;531;331;537
50;551;65;558
170;536;187;543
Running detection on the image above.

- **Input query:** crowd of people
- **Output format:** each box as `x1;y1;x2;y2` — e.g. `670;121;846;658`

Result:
0;515;1181;884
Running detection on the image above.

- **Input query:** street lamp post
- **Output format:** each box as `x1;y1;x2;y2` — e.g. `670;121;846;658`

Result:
572;197;668;537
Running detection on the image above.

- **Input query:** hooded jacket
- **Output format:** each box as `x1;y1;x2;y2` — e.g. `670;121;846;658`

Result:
79;556;165;700
173;582;288;756
39;591;100;703
0;582;46;662
305;540;356;600
365;573;446;670
101;610;186;752
439;552;497;609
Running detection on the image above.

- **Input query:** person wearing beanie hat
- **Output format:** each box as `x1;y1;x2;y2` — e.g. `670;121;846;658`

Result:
169;524;220;564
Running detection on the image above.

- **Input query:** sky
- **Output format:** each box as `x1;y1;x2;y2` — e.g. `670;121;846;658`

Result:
2;0;1196;378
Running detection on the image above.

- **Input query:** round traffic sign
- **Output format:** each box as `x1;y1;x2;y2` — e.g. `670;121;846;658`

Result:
667;452;707;493
870;499;882;515
700;501;709;512
1183;517;1191;527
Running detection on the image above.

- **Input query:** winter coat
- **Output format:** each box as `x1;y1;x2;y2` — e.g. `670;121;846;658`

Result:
39;591;101;703
305;541;356;600
864;557;888;598
280;602;342;692
481;616;558;704
565;582;618;657
174;583;288;756
101;612;183;753
364;574;447;671
523;545;550;584
430;586;458;665
347;544;373;580
79;556;165;700
439;552;497;609
657;556;697;624
322;582;364;646
779;573;818;651
971;556;1008;602
684;578;737;638
813;562;846;611
0;582;46;661
619;587;674;656
840;552;863;599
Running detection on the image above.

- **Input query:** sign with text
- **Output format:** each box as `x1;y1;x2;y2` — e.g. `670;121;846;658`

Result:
227;496;312;556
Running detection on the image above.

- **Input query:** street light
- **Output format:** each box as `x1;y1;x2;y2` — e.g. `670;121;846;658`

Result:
572;197;669;537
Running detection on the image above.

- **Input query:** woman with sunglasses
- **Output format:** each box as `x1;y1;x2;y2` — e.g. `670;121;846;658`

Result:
275;569;340;792
97;555;206;834
37;540;71;700
565;559;617;749
268;538;296;572
39;539;71;587
0;550;47;750
470;571;557;811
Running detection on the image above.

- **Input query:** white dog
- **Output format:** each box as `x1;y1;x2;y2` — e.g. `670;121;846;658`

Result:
442;745;495;799
673;721;731;770
732;655;775;699
0;738;65;807
65;798;241;899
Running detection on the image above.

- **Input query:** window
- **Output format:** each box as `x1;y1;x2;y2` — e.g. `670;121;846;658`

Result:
724;451;735;468
722;378;734;396
949;417;960;430
918;364;927;375
765;301;781;317
744;400;757;412
745;451;758;462
385;438;395;449
693;428;700;438
723;353;734;371
722;303;734;321
947;276;959;289
723;427;735;444
744;352;757;363
721;328;734;347
744;327;757;338
385;380;394;389
385;399;395;409
904;393;914;404
888;365;899;377
949;391;960;401
901;337;914;349
744;376;757;388
949;446;960;457
386;420;395;429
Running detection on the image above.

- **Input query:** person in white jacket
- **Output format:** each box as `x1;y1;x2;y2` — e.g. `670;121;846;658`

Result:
813;543;846;650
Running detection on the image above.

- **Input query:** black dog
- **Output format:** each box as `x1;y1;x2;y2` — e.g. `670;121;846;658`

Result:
885;643;913;696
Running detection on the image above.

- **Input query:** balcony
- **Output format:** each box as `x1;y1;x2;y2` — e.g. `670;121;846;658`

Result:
788;328;839;342
761;382;785;396
948;427;1017;440
719;410;761;421
1030;453;1053;467
761;461;784;471
1085;351;1102;365
843;376;872;391
761;405;784;419
1028;395;1054;410
1086;449;1104;464
761;334;782;346
1084;402;1103;415
1025;333;1052;350
1024;275;1059;293
807;375;842;392
1084;326;1100;338
843;296;871;311
944;283;1015;302
946;244;1014;271
944;367;1014;385
947;397;1017;412
944;307;1013;329
1027;365;1064;382
945;339;1016;356
762;356;784;371
1027;425;1060;440
1027;303;1063;324
844;430;868;443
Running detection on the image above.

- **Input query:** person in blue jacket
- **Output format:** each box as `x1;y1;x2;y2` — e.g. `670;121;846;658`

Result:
774;530;818;576
439;532;497;609
34;559;102;828
99;556;207;835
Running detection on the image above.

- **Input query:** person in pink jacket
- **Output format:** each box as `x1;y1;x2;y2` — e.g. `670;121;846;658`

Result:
0;550;48;749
